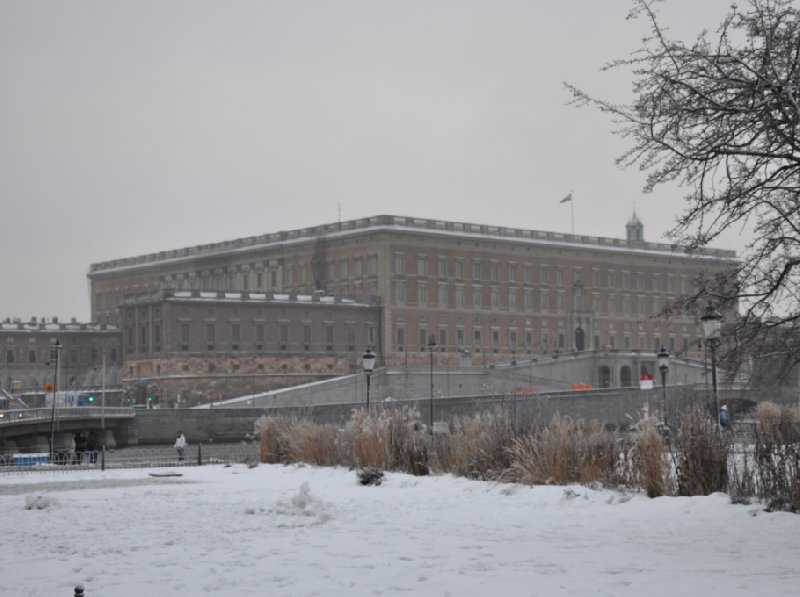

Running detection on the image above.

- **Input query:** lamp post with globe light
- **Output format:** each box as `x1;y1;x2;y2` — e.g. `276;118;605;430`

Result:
362;347;376;412
657;347;670;428
701;303;723;425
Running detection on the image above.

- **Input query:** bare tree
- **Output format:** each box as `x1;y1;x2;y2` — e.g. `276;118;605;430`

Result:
566;0;800;368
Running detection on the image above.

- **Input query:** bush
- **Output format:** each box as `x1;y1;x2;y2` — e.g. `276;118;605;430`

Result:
632;419;671;498
673;407;728;496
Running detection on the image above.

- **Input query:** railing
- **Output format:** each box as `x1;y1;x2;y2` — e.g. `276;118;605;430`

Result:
0;442;260;474
0;407;135;426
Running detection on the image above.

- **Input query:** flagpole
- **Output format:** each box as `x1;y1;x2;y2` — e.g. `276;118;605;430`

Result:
570;200;574;237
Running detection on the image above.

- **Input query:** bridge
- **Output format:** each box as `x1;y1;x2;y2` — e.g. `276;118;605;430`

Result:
0;407;136;454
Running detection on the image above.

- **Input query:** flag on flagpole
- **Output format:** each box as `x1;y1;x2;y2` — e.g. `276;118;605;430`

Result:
560;192;573;204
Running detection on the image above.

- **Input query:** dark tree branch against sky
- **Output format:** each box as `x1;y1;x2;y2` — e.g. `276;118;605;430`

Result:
566;0;800;349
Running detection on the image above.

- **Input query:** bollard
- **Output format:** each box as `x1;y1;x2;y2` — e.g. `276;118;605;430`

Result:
74;584;85;596
197;443;202;466
101;446;106;472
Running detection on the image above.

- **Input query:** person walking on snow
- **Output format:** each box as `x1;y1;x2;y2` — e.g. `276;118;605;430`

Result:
174;431;187;462
719;405;730;433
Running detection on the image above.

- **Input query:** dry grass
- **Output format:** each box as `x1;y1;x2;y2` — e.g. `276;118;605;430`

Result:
435;410;513;480
633;419;670;498
673;407;728;496
504;415;621;486
751;402;800;511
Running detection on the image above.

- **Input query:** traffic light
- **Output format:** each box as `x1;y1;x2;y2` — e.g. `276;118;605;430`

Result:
88;395;95;404
147;396;153;403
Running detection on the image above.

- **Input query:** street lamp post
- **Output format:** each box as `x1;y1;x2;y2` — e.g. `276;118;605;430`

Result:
48;338;62;463
657;347;670;428
701;303;723;425
427;334;436;432
362;347;376;412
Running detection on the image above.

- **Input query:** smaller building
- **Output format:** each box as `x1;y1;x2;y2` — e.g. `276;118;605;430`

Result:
0;317;123;404
119;289;381;406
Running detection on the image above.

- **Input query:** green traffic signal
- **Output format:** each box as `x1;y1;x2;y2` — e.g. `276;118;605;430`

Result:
147;396;153;402
88;395;95;403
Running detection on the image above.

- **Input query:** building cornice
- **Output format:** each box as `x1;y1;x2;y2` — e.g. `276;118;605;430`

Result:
88;214;737;277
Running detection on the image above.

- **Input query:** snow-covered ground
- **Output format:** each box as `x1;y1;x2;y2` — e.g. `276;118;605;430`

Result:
1;464;798;596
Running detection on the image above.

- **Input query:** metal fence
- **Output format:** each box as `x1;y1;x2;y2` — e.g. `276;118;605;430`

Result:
0;442;260;474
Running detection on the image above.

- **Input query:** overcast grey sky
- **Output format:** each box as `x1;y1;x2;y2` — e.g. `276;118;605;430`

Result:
1;0;740;322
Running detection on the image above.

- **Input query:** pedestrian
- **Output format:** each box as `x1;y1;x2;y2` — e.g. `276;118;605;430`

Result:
86;430;99;464
74;431;87;464
174;431;187;462
719;404;730;432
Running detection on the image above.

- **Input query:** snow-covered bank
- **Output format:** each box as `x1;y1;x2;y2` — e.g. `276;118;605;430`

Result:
1;464;798;596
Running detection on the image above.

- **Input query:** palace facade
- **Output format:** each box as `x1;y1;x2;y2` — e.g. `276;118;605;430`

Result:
89;214;737;379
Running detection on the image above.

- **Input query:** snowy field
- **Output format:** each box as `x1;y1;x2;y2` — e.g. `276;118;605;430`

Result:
1;464;799;597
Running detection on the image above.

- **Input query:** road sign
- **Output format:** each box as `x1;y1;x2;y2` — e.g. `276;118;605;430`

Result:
44;383;55;394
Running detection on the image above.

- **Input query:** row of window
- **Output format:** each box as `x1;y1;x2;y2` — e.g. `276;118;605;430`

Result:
393;254;696;293
126;322;378;354
394;327;697;355
393;283;688;316
4;347;118;366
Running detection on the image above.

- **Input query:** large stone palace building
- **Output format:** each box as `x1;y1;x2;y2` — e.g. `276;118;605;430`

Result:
86;214;737;404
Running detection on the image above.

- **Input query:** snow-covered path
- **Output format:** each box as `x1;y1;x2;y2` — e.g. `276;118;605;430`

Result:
1;464;798;596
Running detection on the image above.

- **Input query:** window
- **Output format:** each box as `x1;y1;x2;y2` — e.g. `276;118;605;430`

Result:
417;284;427;305
509;330;517;351
608;295;616;313
622;272;630;290
206;324;215;350
439;328;447;348
438;284;448;306
492;330;500;351
437;257;447;278
455;260;464;280
347;325;356;351
303;325;311;350
242;273;249;290
353;257;363;277
457;328;465;347
607;271;615;289
395;254;405;275
473;287;482;307
339;259;348;280
456;285;465;306
491;287;499;308
180;323;190;351
623;296;631;314
524;291;533;311
540;290;550;310
490;262;499;282
652;274;660;292
417;255;427;276
557;267;565;286
368;255;377;275
255;324;264;351
395;283;406;304
541;331;549;352
680;276;688;294
509;263;517;282
474;329;482;348
636;273;644;290
110;347;118;362
654;336;661;352
5;350;13;364
524;264;533;284
557;292;565;311
154;324;162;352
419;328;428;348
326;325;334;351
508;288;517;309
396;327;405;349
592;293;601;312
231;324;240;351
637;297;645;315
285;264;294;286
667;274;674;293
653;296;661;313
28;349;36;364
140;325;148;352
540;265;549;285
472;262;481;280
592;270;601;288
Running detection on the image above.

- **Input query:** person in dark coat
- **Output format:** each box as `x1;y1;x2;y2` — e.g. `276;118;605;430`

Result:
74;432;87;464
719;404;730;432
86;430;99;464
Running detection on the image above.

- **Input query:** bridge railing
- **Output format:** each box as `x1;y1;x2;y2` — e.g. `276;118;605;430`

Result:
0;442;260;474
0;407;135;425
